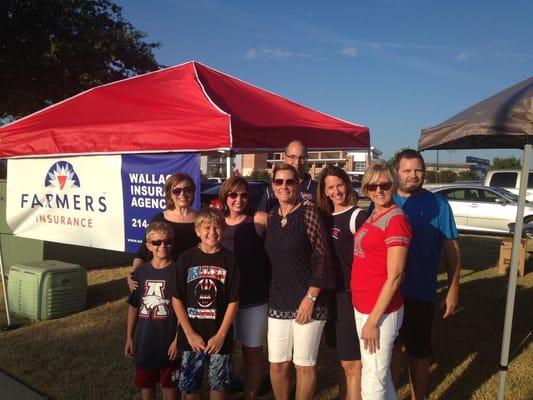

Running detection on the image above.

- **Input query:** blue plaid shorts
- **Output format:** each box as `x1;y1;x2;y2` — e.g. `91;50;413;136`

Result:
179;351;231;393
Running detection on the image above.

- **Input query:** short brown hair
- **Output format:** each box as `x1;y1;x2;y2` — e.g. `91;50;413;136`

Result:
165;173;196;210
361;162;398;197
219;176;250;216
194;208;225;230
317;165;357;214
393;149;426;171
145;221;174;241
272;162;298;181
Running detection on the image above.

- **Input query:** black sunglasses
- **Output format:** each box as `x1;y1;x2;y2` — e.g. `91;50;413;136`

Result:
150;239;173;247
273;179;297;186
366;182;393;192
171;186;194;196
228;192;249;200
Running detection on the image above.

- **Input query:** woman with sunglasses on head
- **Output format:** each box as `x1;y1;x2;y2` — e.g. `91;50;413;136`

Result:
128;173;199;291
317;165;367;400
218;176;269;400
264;162;332;400
351;163;411;400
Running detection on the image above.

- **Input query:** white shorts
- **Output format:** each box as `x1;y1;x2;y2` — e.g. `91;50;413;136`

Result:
234;303;268;348
267;317;326;367
354;307;404;400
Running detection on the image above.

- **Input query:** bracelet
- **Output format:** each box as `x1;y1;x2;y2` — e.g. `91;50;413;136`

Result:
306;293;317;302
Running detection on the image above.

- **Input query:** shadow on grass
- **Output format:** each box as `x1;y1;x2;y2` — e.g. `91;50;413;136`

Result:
408;274;532;399
87;277;129;308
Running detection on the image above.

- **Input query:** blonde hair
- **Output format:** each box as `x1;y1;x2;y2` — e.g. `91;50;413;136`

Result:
272;162;298;181
145;221;174;241
361;162;398;197
194;208;225;230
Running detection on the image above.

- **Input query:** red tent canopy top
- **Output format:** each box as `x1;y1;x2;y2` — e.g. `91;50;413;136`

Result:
0;61;369;158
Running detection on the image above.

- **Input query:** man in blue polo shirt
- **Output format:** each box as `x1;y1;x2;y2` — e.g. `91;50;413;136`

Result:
392;149;461;400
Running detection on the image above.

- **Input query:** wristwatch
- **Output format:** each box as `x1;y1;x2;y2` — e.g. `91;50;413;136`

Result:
306;293;317;302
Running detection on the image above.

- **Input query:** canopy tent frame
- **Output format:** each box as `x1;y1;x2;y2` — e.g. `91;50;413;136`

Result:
418;76;533;399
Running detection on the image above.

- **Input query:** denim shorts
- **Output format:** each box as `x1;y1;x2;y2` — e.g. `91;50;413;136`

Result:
179;351;231;394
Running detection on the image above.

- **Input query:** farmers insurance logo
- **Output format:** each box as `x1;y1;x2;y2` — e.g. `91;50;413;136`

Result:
21;160;108;229
44;161;81;190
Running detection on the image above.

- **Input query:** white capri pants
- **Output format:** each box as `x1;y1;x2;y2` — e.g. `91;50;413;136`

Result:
234;303;268;348
354;306;404;400
267;317;326;367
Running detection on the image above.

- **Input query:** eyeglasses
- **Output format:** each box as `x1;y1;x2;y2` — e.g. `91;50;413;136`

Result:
149;239;173;247
284;153;307;162
273;179;297;186
228;192;249;200
366;182;393;192
171;186;194;196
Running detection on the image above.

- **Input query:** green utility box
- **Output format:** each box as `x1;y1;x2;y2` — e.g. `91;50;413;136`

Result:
7;260;87;320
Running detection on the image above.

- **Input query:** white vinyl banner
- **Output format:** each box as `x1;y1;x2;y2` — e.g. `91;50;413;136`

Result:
7;156;125;250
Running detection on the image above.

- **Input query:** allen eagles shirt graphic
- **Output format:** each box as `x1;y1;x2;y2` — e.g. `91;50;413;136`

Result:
171;247;239;354
127;262;177;368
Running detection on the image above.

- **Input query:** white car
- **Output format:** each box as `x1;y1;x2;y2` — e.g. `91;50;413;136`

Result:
430;184;533;234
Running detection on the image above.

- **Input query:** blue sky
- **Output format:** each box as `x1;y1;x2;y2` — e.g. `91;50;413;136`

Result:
115;0;533;162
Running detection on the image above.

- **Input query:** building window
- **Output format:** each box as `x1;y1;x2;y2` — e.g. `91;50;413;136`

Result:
354;162;366;172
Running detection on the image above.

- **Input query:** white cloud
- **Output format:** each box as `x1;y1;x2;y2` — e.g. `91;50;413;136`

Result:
340;47;358;57
456;52;468;62
244;47;293;60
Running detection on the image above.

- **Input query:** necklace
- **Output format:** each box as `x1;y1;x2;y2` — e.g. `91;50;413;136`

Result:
279;203;296;228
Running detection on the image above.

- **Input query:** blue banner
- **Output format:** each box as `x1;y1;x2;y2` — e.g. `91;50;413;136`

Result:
121;153;200;254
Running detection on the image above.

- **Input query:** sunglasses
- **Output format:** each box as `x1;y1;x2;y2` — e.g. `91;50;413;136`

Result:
171;186;194;196
273;179;297;186
228;192;249;200
366;182;393;192
150;239;173;247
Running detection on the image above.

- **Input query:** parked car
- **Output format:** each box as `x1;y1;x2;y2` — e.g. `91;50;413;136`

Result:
201;180;269;212
430;184;533;234
484;169;533;201
351;180;366;199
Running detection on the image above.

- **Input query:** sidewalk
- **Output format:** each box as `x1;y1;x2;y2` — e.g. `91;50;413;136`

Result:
0;372;47;399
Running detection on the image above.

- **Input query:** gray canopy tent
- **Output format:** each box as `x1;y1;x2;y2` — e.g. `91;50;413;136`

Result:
418;76;533;399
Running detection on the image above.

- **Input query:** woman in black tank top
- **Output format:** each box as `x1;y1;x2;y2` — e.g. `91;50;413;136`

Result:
219;177;269;400
318;166;367;400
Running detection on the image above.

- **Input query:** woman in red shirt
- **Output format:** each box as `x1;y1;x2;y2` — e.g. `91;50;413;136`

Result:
351;162;411;400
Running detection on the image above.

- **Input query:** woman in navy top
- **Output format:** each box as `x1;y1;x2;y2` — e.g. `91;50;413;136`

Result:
317;165;367;400
219;176;269;400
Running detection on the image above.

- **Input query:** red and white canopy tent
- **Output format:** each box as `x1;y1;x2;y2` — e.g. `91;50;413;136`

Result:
0;61;369;328
0;61;369;157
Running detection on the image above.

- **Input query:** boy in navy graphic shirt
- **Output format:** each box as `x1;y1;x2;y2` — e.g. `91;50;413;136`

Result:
125;221;179;400
171;208;239;399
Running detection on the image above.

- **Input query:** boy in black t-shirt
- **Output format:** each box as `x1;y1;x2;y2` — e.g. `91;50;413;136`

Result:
171;208;239;399
125;222;180;400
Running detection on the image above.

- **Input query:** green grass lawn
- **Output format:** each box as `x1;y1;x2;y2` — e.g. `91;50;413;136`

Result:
0;235;532;399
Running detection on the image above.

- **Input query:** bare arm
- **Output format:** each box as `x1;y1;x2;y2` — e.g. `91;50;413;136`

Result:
205;300;240;354
253;211;268;236
172;297;205;352
442;238;461;318
127;259;144;292
124;305;138;358
362;245;408;354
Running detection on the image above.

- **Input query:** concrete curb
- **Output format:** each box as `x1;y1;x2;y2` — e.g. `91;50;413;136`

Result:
0;372;47;399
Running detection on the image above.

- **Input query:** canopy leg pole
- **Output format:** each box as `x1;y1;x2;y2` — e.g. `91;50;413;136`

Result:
226;151;233;179
0;242;13;327
497;143;532;399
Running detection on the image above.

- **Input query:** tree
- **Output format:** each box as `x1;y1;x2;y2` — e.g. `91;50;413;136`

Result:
1;0;162;119
457;170;480;181
387;147;415;166
490;156;521;170
438;170;458;183
247;169;271;181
